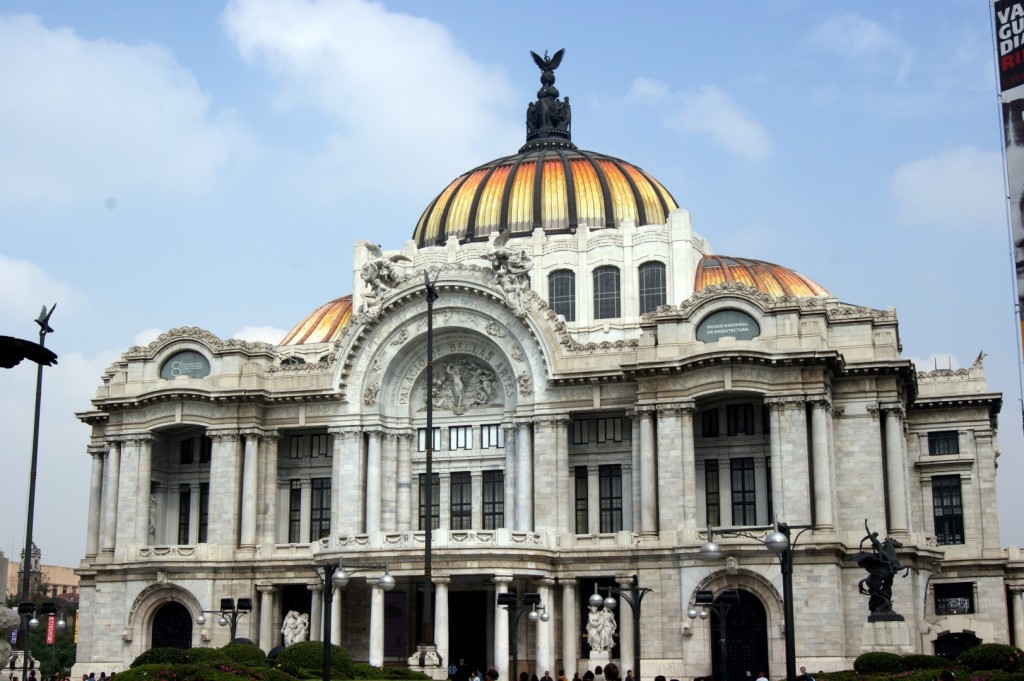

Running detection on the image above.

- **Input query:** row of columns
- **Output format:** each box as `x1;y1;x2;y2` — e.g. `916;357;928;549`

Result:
84;394;908;553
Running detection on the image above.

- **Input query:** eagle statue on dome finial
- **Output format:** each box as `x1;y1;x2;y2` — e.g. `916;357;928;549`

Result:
531;49;565;73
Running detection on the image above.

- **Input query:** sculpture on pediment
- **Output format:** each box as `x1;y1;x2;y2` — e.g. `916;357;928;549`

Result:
424;358;500;415
361;243;411;308
485;231;533;317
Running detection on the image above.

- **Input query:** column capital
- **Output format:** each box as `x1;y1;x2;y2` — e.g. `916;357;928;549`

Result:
765;395;805;409
208;429;240;443
432;576;451;586
537;577;556;588
880;402;906;418
88;444;107;457
657;400;696;416
493;574;514;586
308;583;323;593
632;405;657;418
240;428;264;440
257;584;276;594
123;432;157;444
534;413;571;427
364;426;386;437
261;430;281;444
806;394;832;409
615;576;635;587
328;426;362;438
514;418;534;430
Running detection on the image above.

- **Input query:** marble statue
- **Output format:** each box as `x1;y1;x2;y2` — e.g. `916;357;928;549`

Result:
585;604;617;652
281;610;310;645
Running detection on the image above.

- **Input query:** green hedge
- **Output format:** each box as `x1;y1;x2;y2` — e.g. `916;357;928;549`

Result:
222;642;269;667
351;663;430;680
130;647;196;668
854;652;905;674
275;641;354;679
901;655;951;671
957;644;1024;672
191;647;230;664
114;662;297;681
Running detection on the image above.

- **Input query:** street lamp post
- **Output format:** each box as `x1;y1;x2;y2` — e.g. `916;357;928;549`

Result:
698;521;809;681
418;271;440;663
318;560;395;681
596;577;653;681
688;590;739;681
18;304;56;681
195;598;252;642
497;588;547;680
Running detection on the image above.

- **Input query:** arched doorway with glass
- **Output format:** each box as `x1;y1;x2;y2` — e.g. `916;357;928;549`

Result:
152;601;193;649
709;589;768;681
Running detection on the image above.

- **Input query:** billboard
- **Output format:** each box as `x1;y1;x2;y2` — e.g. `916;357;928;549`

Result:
995;0;1024;358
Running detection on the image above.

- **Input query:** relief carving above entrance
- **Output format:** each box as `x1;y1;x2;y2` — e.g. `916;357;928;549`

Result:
424;358;502;415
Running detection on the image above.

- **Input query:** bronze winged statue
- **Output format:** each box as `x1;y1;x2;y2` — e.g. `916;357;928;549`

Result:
530;49;565;74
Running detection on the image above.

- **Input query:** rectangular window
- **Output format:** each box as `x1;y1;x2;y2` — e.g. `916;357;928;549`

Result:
766;456;774;521
731;457;756;525
762;405;771;434
418;473;440;530
482;470;504;529
928;431;960;456
289;435;302;459
198;482;210;543
933;475;965;545
599;464;623;533
572;420;590;445
311;434;329;458
288;479;302;543
549;270;576;322
418;427;441;452
481;424;505;449
449;425;473;450
593;266;622;319
450;472;472;529
310;477;331;540
705;460;720;527
575;466;589;534
177;484;191;545
702;409;720;438
595;417;623;443
638;262;667;314
200;436;212;463
934;582;975;615
179;438;194;465
727;404;755;436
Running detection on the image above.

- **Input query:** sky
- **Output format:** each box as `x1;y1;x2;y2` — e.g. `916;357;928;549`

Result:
0;0;1020;568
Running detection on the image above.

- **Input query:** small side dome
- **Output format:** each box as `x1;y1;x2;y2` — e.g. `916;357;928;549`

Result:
280;295;353;346
695;256;829;298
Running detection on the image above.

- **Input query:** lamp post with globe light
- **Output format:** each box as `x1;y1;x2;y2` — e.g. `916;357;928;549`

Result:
497;588;547;679
594;578;653;681
318;560;395;681
698;520;810;681
195;598;252;642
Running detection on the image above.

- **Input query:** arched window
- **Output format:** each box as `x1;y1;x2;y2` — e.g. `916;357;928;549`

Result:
593;266;621;319
548;269;576;321
638;261;666;313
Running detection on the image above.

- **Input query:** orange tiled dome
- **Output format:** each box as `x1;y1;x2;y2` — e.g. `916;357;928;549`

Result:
280;295;353;346
413;148;678;247
695;256;829;298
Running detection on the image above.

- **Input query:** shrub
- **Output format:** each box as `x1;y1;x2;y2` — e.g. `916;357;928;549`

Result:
855;652;905;673
130;647;195;668
902;655;951;671
957;644;1024;672
351;663;431;680
990;673;1024;681
115;661;300;681
275;640;354;679
352;663;383;679
222;642;269;667
191;647;230;664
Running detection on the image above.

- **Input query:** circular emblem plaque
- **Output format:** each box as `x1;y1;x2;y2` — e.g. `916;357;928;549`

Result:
696;309;760;342
160;350;211;380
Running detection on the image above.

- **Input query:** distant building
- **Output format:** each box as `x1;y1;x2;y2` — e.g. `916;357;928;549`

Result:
6;545;80;601
74;54;1024;680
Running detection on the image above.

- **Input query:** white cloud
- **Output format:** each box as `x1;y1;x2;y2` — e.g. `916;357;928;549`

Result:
662;86;772;163
0;253;77;326
134;328;164;346
221;0;520;196
0;14;253;204
889;147;1005;230
806;12;914;82
624;77;669;105
232;325;289;343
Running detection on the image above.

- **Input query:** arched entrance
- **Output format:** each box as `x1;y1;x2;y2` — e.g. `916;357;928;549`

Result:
711;590;768;681
152;602;193;649
934;632;981;660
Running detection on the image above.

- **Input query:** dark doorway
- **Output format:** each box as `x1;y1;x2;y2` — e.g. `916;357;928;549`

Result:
152;602;193;649
710;590;768;681
385;590;409;658
449;591;489;681
934;632;982;660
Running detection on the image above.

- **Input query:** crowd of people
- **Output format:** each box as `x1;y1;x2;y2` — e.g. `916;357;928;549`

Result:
6;672;116;681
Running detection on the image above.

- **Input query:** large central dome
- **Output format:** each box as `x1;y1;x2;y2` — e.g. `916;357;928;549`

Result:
413;148;678;247
413;49;678;247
